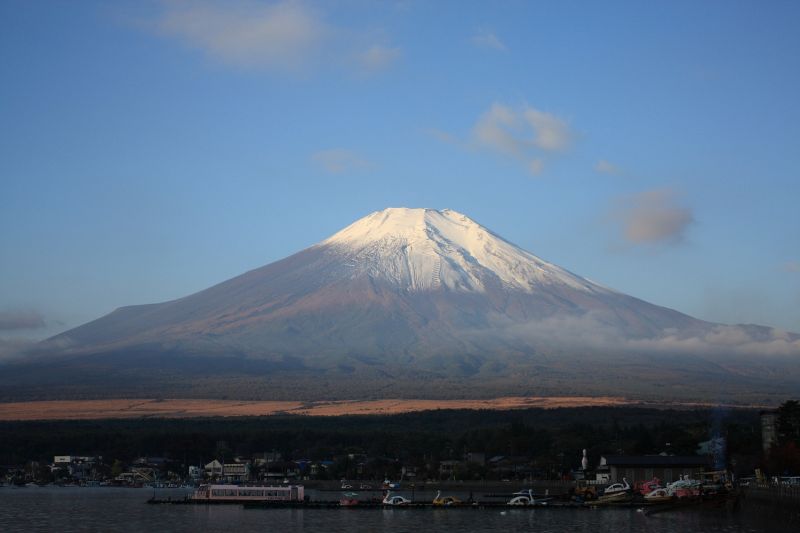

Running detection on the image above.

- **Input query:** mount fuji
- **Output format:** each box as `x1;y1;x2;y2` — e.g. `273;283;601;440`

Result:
4;208;799;403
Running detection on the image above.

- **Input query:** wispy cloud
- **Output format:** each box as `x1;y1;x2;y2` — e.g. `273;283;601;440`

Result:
783;261;800;273
0;338;36;361
473;103;523;155
359;45;402;70
469;102;575;175
523;107;573;152
497;312;800;358
472;103;574;154
155;1;327;70
612;189;694;245
472;29;506;51
594;159;622;176
425;127;460;146
0;310;46;331
312;149;370;174
151;1;402;75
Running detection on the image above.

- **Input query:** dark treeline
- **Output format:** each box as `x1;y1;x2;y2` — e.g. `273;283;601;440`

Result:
0;407;764;479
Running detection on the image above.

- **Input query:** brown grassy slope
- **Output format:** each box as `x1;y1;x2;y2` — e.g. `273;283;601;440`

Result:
0;396;631;421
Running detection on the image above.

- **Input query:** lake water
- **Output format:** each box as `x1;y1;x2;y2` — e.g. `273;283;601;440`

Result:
0;486;791;532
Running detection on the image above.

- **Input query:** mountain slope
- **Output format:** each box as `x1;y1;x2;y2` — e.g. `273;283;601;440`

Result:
55;208;706;348
4;208;799;403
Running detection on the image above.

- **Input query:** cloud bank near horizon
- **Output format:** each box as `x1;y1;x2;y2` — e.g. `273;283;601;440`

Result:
0;310;46;331
493;312;800;359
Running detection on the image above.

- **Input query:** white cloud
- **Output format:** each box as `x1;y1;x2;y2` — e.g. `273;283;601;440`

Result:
153;1;402;75
613;189;694;245
359;45;402;70
312;149;370;174
594;159;622;176
156;1;326;70
0;310;45;331
472;102;574;156
425;128;460;146
429;102;575;175
0;338;36;361
465;102;575;174
523;107;573;152
472;29;506;51
473;103;524;155
783;261;800;273
528;158;544;176
499;312;800;358
625;325;800;357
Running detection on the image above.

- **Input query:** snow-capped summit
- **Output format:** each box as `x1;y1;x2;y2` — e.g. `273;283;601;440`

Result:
322;207;601;293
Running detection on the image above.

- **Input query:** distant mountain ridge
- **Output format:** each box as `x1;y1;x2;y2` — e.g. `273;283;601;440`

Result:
2;207;799;403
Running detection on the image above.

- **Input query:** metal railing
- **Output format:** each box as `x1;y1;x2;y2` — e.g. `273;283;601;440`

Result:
744;482;800;505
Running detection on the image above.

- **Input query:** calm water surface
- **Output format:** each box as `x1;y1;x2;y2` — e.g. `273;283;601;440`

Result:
0;487;788;532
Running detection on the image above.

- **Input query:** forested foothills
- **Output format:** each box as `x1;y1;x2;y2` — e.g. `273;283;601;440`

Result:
0;407;767;482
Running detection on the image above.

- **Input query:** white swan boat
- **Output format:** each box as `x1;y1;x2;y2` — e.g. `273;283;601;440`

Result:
643;488;673;503
507;489;550;506
596;478;631;503
432;490;461;506
382;491;412;506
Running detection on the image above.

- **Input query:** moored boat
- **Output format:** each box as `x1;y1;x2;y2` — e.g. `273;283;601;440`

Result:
382;491;411;506
666;476;702;499
636;477;663;496
507;489;551;506
594;491;631;504
190;483;304;503
595;478;632;504
339;492;359;506
432;490;462;506
603;478;631;495
644;488;673;503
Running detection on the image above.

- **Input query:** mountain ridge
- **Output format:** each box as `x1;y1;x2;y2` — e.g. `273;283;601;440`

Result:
3;207;799;403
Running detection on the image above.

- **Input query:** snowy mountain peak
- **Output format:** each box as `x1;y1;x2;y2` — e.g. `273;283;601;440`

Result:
321;207;605;294
323;207;477;246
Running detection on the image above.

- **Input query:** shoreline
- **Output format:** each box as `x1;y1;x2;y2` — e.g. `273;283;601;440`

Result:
0;396;767;421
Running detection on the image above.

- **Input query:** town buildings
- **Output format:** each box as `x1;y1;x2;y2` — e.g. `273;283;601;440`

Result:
596;454;711;483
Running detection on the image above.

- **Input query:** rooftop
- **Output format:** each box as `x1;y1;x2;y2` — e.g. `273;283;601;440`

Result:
601;455;710;467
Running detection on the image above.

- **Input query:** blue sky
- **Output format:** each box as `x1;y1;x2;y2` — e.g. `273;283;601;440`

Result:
1;0;799;340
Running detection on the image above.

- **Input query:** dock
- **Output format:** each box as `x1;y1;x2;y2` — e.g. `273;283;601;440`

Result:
146;496;686;510
147;497;586;509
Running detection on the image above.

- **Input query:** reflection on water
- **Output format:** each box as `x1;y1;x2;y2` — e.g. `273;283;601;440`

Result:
0;487;790;533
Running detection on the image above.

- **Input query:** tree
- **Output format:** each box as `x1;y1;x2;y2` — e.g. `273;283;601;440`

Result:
111;459;124;478
765;400;800;475
777;400;800;446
